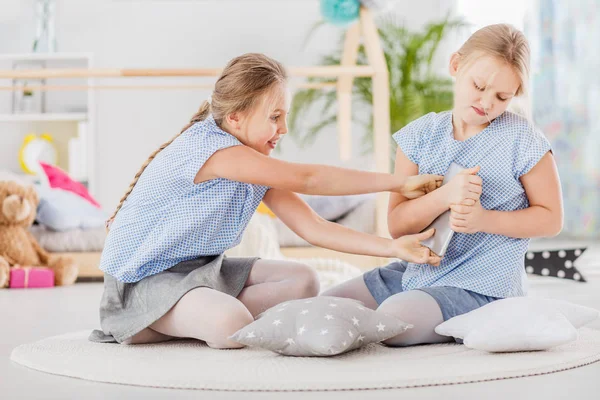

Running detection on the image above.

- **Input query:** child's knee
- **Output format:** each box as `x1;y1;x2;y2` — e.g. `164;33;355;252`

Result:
377;297;406;317
291;263;320;298
208;304;254;348
377;292;450;347
377;307;425;347
216;305;254;335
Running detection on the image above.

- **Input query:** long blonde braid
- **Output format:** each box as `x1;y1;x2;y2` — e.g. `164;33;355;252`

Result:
106;53;287;231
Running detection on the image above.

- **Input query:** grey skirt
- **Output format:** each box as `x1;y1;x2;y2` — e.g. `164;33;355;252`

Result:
89;255;259;343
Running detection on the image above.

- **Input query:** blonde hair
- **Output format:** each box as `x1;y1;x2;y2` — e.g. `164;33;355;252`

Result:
106;53;288;230
456;23;531;99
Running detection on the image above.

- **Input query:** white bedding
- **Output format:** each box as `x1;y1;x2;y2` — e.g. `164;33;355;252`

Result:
29;225;106;253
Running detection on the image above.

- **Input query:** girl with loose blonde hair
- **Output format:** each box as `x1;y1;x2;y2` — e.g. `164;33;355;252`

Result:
91;53;444;347
324;24;563;347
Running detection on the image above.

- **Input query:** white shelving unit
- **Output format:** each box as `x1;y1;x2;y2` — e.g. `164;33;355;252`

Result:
0;53;95;195
0;113;87;122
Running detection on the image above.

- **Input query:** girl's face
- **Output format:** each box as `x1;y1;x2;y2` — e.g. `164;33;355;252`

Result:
450;54;521;127
227;85;291;156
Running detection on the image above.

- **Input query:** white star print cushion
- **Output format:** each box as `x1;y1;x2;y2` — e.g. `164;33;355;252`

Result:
230;296;412;356
435;297;599;352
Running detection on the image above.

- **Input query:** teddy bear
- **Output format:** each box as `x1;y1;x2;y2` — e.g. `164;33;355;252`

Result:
0;180;78;288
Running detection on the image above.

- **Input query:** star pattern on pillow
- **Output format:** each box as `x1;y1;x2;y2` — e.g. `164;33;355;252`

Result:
230;296;411;357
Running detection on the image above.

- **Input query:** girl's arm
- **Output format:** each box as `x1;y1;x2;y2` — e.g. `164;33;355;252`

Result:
197;145;442;197
263;188;441;265
450;152;563;238
387;148;482;238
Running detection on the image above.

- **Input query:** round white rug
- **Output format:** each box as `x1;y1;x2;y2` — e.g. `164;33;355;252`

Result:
11;328;600;391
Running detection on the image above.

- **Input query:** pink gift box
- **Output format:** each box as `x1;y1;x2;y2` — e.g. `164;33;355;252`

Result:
9;266;55;289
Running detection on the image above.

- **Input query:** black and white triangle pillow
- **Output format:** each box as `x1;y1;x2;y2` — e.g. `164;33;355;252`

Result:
525;248;587;282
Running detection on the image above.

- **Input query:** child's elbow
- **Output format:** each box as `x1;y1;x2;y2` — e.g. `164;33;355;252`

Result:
547;212;564;237
388;224;404;240
551;219;564;237
388;215;413;239
301;217;328;246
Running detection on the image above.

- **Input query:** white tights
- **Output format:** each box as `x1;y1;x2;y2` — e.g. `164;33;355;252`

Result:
320;276;452;346
123;260;320;348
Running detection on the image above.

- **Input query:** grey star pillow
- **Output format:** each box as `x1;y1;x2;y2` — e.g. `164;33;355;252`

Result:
230;296;412;357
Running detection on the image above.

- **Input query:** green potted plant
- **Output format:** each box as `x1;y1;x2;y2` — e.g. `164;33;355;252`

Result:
289;15;466;153
19;85;36;114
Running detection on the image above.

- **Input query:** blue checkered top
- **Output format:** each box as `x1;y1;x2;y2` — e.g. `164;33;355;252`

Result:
99;115;269;282
394;111;552;298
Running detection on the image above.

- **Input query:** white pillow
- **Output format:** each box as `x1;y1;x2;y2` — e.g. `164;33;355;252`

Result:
463;312;578;352
35;185;107;231
435;297;599;352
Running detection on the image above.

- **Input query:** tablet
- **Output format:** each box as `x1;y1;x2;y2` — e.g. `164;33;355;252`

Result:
420;162;466;257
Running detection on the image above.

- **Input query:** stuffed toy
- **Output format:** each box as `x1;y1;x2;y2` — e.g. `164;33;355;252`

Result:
0;180;78;288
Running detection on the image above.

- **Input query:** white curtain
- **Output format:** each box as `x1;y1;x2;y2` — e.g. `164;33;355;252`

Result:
528;0;600;238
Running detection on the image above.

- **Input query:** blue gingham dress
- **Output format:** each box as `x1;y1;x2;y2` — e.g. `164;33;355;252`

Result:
99;115;269;283
90;115;269;343
394;111;551;299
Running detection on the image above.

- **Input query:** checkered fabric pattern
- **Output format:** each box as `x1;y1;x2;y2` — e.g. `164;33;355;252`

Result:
100;115;269;282
393;111;552;298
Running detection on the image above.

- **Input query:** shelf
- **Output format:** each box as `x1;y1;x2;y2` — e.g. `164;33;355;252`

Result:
0;113;88;122
0;53;92;62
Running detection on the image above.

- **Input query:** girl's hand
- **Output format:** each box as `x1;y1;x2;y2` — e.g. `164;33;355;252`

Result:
442;166;482;207
397;174;444;199
392;229;442;266
450;200;488;234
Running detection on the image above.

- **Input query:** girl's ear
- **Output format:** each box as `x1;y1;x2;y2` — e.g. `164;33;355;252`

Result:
449;53;461;77
225;112;242;131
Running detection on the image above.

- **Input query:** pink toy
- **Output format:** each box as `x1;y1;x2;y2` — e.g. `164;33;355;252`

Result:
39;162;101;208
9;266;55;288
